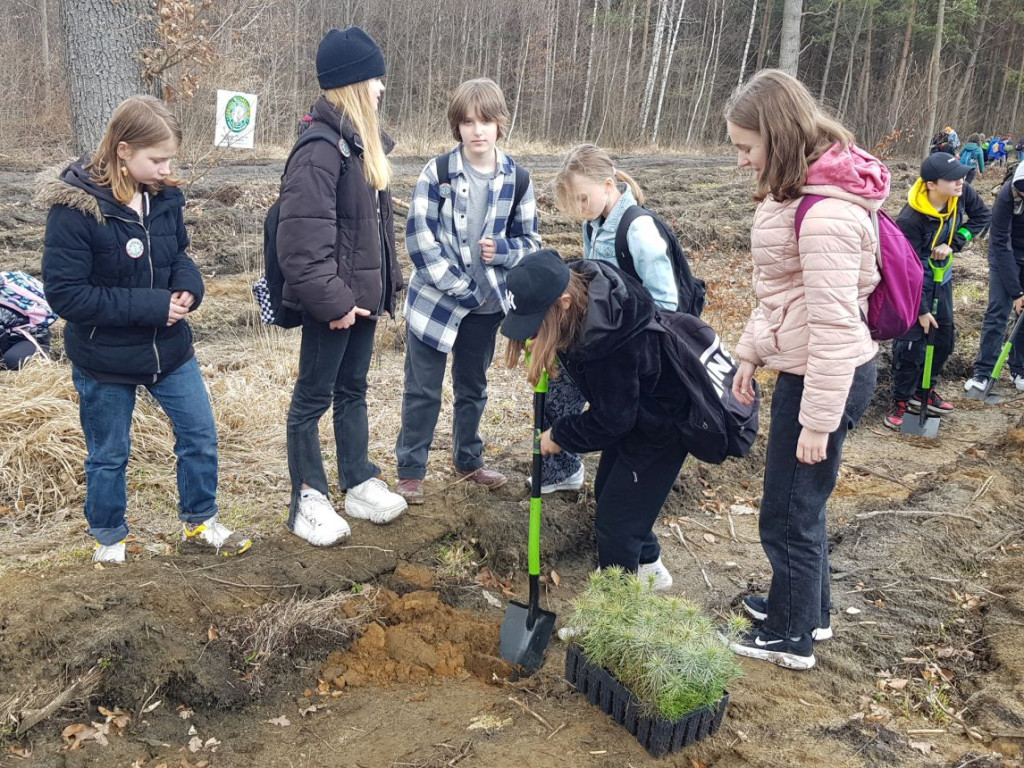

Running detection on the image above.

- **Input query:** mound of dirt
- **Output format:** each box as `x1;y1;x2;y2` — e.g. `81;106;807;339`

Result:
320;589;515;688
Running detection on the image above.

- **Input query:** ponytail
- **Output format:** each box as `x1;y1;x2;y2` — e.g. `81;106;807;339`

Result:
553;143;645;217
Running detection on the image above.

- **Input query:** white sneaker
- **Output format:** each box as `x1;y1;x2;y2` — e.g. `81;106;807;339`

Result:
182;515;252;556
1013;374;1024;392
93;541;126;564
292;489;350;546
525;464;585;494
637;556;673;591
964;375;988;393
345;477;407;524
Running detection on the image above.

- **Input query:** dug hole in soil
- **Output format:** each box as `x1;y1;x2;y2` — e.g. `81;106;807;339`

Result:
1;153;1023;767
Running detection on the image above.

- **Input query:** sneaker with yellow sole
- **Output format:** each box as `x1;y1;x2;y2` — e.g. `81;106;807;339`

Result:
182;515;252;556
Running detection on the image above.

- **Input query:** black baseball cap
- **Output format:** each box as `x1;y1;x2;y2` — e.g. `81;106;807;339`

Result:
501;249;571;341
921;152;969;182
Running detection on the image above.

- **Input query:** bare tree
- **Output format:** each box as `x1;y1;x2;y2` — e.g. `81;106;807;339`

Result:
739;0;759;85
923;0;946;156
778;0;801;76
60;0;153;155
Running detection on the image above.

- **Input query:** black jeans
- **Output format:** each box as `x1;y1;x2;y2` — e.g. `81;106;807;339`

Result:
760;360;876;638
286;315;379;525
974;260;1024;378
395;312;503;479
891;280;955;401
593;439;688;571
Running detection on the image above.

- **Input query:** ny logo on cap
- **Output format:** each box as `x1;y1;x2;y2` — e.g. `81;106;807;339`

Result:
507;291;517;311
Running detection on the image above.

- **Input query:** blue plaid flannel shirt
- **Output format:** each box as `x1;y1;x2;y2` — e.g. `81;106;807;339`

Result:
404;146;541;353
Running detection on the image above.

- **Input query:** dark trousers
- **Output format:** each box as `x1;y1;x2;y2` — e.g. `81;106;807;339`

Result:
541;369;586;483
891;280;955;401
760;360;876;638
974;260;1024;378
286;315;379;525
395;312;503;479
593;440;688;571
1;338;49;369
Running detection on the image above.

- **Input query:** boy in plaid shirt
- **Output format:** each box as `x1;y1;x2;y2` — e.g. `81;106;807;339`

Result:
395;79;541;503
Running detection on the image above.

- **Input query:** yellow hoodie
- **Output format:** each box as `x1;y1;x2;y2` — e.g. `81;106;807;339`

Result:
906;179;960;251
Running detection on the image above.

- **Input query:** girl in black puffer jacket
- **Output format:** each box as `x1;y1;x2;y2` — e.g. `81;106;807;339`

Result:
502;250;690;589
40;96;250;564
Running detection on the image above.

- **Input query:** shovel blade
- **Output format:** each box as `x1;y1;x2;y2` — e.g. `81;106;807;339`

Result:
499;601;556;675
899;413;941;438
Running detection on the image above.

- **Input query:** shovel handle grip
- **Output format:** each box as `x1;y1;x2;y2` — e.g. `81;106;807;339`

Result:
992;310;1024;380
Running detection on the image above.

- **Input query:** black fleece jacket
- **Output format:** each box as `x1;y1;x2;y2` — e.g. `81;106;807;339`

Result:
549;260;688;471
988;180;1024;296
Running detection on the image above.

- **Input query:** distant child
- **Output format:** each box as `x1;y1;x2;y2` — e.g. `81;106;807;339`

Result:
39;96;250;563
959;133;986;184
965;163;1024;394
1014;136;1024;164
529;144;681;568
394;78;541;503
725;70;882;670
887;153;991;429
0;270;55;369
988;136;1008;168
278;27;408;547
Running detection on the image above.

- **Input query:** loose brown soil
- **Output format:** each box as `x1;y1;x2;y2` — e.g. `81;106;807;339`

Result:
1;152;1022;768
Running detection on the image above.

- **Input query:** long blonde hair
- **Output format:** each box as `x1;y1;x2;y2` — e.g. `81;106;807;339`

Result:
87;95;182;205
505;270;592;386
325;81;391;190
724;70;854;202
553;144;645;219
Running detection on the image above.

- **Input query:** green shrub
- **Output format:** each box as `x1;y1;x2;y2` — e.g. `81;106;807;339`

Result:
568;567;747;720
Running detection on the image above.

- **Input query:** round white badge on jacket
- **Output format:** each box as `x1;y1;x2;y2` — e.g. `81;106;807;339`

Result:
125;238;144;259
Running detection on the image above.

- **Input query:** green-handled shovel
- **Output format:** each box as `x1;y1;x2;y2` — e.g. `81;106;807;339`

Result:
964;309;1024;403
499;366;556;675
901;255;952;439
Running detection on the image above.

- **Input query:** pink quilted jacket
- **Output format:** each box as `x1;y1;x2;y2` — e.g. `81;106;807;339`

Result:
735;143;888;434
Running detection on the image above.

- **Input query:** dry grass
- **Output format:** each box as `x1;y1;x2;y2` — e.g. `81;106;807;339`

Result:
231;588;379;692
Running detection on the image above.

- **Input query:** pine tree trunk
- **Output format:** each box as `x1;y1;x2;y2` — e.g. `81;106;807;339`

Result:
856;1;874;138
778;0;802;76
1012;44;1024;130
60;0;152;156
923;0;946;157
40;0;51;106
838;0;868;118
888;0;915;131
819;0;843;101
739;0;759;85
955;0;991;126
756;0;775;71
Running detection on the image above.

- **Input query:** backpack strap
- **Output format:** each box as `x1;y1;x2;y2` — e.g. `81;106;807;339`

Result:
434;153;530;238
612;205;647;280
793;194;827;239
284;125;343;177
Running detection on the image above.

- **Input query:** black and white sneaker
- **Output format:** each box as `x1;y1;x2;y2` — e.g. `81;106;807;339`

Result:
730;628;816;670
741;596;833;641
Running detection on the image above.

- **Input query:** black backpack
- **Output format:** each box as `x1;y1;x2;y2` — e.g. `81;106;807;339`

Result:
992;160;1020;197
433;152;531;237
649;309;759;464
590;206;707;316
252;124;343;328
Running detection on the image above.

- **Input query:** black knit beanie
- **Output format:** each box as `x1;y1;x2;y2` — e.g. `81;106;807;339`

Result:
316;27;385;91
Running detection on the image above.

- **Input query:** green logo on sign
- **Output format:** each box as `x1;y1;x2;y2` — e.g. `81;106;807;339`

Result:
224;95;251;133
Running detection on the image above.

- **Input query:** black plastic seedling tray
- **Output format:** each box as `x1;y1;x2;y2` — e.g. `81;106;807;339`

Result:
564;644;729;758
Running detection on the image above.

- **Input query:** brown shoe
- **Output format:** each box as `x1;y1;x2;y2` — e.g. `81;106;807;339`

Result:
455;467;507;489
394;478;425;505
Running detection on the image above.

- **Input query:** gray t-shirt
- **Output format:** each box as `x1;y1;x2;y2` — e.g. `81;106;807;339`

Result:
463;155;502;315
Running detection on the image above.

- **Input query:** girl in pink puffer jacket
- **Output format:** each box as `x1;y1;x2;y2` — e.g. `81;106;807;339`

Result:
724;70;885;671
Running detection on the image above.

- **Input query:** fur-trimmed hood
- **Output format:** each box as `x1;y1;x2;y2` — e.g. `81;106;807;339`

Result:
34;159;184;221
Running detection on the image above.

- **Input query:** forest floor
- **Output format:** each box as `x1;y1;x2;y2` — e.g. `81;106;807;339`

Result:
0;151;1022;768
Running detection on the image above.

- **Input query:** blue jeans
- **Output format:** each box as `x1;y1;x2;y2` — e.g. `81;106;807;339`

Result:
286;315;379;525
973;260;1024;378
759;360;876;638
395;312;502;479
72;357;218;546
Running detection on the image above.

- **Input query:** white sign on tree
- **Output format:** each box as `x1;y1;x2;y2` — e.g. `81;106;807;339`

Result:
215;90;258;149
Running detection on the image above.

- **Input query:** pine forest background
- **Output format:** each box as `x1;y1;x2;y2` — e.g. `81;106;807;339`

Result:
3;0;1024;161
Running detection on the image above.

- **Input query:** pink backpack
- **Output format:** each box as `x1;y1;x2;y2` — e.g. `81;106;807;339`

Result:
0;271;57;331
795;195;923;341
